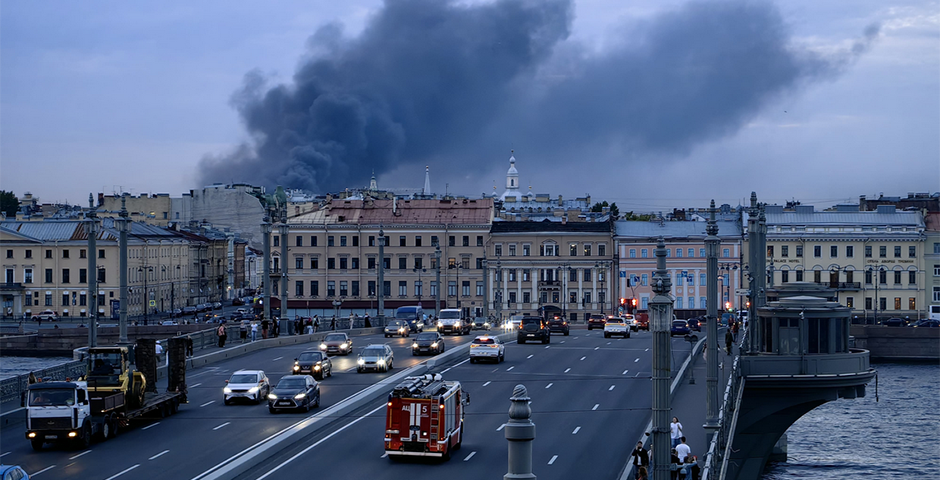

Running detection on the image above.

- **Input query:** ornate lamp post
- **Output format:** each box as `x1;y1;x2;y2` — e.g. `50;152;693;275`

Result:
413;268;427;307
85;194;99;347
117;196;129;344
261;219;273;323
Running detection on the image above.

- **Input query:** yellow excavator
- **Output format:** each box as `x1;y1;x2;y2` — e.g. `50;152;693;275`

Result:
82;346;146;409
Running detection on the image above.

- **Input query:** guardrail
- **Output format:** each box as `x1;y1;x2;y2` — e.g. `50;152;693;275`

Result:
701;329;746;480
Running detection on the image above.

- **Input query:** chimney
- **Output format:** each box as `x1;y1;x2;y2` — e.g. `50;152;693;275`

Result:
562;214;567;225
393;197;397;215
558;195;563;206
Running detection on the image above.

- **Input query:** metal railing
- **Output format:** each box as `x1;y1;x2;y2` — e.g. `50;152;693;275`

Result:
701;326;747;480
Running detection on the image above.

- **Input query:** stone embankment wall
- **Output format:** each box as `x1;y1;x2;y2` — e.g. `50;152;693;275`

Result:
850;325;940;360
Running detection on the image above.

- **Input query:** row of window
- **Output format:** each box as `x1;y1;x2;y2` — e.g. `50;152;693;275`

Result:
628;248;733;259
284;234;486;248
5;249;102;260
5;267;100;284
772;269;919;285
860;297;919;311
491;243;608;257
21;291;109;308
768;244;917;259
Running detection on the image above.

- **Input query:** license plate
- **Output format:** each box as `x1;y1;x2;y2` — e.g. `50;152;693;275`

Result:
278;401;291;405
45;435;58;439
528;334;535;337
420;347;428;351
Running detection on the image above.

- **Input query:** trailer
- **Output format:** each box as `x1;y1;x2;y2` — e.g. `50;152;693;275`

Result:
385;374;468;460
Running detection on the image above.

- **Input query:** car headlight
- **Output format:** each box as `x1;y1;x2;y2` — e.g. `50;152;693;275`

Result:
248;386;260;394
314;364;321;370
437;321;443;327
294;393;306;399
28;432;36;438
268;394;277;400
319;343;326;350
454;321;461;327
358;358;364;365
431;342;438;348
412;342;419;348
377;359;385;365
293;365;300;371
340;343;348;349
399;328;405;332
223;387;232;393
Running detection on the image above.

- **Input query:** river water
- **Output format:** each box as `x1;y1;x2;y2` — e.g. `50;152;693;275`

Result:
763;361;940;479
0;356;75;381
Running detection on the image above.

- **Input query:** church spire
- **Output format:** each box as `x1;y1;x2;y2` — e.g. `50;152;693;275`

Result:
369;170;377;191
423;165;431;196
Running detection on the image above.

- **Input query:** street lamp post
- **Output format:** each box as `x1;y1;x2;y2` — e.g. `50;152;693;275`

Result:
494;257;502;322
434;244;442;317
449;264;464;311
117;196;129;345
595;262;607;315
413;268;426;307
85;194;99;347
138;266;154;325
719;263;738;311
261;220;273;324
867;266;885;324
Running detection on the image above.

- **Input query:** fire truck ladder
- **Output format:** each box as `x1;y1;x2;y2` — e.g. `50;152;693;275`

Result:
429;396;441;443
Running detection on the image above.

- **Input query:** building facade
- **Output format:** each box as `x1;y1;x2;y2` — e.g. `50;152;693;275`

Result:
616;220;744;316
488;220;615;322
760;204;927;321
272;197;494;319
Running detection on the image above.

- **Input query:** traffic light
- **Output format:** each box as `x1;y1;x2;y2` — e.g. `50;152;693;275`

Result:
620;298;626;306
745;301;751;309
725;301;731;311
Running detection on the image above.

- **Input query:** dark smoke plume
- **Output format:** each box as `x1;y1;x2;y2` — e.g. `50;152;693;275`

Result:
199;0;879;192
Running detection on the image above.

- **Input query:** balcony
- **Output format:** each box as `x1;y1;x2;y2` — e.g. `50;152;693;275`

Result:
828;282;861;290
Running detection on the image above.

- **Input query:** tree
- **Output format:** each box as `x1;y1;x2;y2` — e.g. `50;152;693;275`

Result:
590;201;621;220
0;190;18;217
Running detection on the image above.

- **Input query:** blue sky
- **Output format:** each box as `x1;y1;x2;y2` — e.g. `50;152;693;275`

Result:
1;0;937;211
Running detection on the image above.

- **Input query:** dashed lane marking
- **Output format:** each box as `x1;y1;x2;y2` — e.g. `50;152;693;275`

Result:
191;383;202;388
634;358;640;363
527;354;534;359
560;340;566;344
69;451;92;460
622;369;629;375
592;404;599;411
594;347;600;350
0;452;11;458
507;366;514;371
548;455;558;465
272;356;283;361
609;385;616;391
497;424;505;431
564;368;571;373
483;381;491;387
607;342;611;345
213;422;231;431
380;453;388;458
31;465;56;477
464;451;477;461
440;359;470;374
645;348;649;352
580;356;586;361
572;426;581;434
149;450;169;460
142;422;160;430
104;464;139;480
545;383;553;389
545;345;550;349
201;400;215;407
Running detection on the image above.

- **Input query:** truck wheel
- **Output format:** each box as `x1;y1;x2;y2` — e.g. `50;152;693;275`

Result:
97;418;111;441
31;439;43;451
78;423;91;449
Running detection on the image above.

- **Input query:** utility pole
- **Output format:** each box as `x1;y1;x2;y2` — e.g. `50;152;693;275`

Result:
377;227;385;324
278;217;288;323
435;243;442;317
495;257;502;322
86;194;99;348
704;200;720;435
650;237;673;480
746;192;759;354
118;195;129;345
482;257;489;319
261;219;272;324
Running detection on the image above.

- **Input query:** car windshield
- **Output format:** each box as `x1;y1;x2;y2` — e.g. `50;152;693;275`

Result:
473;338;495;345
624;315;634;320
388;320;406;327
277;377;307;389
439;311;461;319
396;310;417;319
230;374;258;383
522;318;540;325
325;334;346;342
674;320;687;326
362;348;385;357
416;333;437;341
608;319;624;324
298;352;322;362
29;388;74;407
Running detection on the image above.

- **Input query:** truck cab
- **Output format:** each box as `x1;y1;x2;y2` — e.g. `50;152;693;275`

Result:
26;381;98;450
437;309;470;335
385;374;468;460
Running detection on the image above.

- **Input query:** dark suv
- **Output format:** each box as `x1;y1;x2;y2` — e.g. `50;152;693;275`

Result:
518;317;550;344
587;314;607;331
547;316;569;336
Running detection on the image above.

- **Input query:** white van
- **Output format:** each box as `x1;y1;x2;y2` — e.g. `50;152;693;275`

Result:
437;309;470;335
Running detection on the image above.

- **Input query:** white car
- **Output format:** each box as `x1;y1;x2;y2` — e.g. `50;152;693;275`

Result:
503;315;524;331
622;314;638;331
469;335;505;363
604;317;631;338
223;370;271;405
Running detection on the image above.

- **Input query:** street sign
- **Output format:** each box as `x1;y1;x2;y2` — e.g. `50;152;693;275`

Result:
149;300;156;307
735;289;750;297
619;271;626;278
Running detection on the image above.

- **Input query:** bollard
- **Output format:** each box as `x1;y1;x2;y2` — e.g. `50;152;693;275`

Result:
504;384;536;480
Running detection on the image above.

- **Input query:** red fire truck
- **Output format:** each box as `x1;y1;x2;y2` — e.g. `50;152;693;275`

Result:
385;374;468;460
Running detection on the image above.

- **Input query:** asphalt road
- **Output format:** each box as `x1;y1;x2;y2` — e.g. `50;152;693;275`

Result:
230;330;698;480
1;328;484;480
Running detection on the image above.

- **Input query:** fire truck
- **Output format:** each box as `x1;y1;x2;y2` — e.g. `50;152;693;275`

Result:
385;374;469;460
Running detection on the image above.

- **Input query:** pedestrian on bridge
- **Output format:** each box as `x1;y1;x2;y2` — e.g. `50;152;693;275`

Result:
676;437;691;463
217;324;227;348
631;441;649;479
250;321;258;342
670;417;684;448
330;316;336;330
725;329;734;355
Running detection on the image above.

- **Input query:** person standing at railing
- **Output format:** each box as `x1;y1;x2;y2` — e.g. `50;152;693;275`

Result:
217;323;227;347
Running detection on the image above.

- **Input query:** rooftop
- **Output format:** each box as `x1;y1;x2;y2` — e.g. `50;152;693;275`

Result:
290;198;494;226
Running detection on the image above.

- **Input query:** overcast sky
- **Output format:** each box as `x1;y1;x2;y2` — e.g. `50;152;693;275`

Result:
2;0;937;212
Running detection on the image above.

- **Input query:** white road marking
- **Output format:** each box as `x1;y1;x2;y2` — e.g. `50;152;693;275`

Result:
548;455;558;465
507;366;514;371
607;342;611;345
380;453;388;458
483;381;491;387
256;403;386;480
191;383;202;388
440;358;470;374
464;451;477;461
545;345;550;349
564;368;571;373
594;346;600;350
0;452;11;458
272;356;284;361
560;340;565;344
213;422;231;431
592;404;599;411
69;450;92;460
545;383;553;389
31;465;56;477
149;450;170;460
623;369;629;375
527;354;534;359
104;464;139;480
580;356;586;361
572;426;581;434
497;424;505;431
635;372;641;378
142;422;161;430
645;348;650;352
201;400;215;407
634;358;640;363
609;385;616;391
